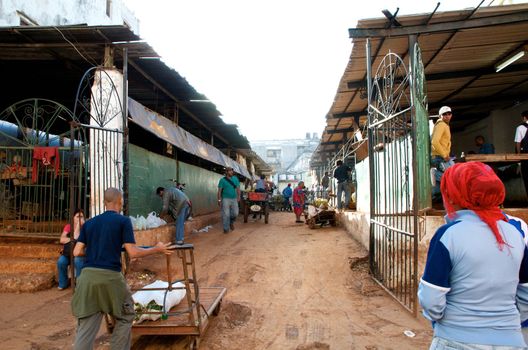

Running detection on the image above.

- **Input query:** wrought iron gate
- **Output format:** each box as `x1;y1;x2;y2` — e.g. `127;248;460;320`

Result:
0;99;81;236
0;66;127;237
72;67;127;217
366;40;429;314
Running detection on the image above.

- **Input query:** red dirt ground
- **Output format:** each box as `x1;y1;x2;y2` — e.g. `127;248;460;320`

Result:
0;211;432;350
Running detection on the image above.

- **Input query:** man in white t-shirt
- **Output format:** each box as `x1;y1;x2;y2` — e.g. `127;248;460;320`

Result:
514;110;528;199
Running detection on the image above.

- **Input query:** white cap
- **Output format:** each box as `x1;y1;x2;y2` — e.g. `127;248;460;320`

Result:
438;106;452;116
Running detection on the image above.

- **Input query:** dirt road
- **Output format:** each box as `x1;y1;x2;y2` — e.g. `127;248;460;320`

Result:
0;211;432;350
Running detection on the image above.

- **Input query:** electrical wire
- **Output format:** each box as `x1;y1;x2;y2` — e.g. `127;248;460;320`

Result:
53;26;98;67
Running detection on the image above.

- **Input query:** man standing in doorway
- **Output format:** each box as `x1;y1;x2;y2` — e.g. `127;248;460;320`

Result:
333;160;351;210
217;167;240;234
156;186;191;245
515;110;528;200
71;188;172;350
431;106;454;202
321;171;330;198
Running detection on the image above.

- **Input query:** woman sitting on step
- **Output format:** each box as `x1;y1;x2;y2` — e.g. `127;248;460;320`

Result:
57;208;85;290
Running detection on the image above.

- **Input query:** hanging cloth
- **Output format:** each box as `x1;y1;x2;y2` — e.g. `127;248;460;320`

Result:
32;147;60;183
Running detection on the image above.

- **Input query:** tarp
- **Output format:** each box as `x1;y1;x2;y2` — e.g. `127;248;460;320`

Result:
128;98;251;178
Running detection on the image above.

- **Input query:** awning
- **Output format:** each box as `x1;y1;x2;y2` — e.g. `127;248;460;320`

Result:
128;98;251;178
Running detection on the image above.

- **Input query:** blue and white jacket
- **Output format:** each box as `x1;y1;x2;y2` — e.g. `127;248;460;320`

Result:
418;210;528;347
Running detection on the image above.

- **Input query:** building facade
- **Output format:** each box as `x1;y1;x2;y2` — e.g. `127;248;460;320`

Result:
251;133;319;191
0;0;139;33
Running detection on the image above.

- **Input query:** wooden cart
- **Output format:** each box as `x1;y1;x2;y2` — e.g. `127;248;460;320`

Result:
131;244;226;350
305;209;337;229
242;191;270;224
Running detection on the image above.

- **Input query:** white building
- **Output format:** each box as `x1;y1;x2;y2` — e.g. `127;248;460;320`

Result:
251;133;319;191
0;0;139;33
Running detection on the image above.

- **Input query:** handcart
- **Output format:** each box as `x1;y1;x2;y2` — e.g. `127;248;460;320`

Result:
130;244;226;350
242;191;270;224
305;206;337;229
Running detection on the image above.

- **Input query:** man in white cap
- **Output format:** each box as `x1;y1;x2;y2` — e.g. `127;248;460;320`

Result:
431;106;454;202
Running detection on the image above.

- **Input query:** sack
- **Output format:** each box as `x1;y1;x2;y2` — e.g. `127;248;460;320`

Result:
132;280;186;324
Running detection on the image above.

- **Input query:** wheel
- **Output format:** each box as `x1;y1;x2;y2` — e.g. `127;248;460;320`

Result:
264;204;269;224
212;300;222;316
243;202;249;223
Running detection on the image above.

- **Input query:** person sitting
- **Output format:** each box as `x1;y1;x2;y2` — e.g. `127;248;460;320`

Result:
475;135;495;154
57;208;85;290
254;175;268;193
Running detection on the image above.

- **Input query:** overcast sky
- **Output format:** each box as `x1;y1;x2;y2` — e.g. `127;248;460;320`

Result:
123;0;501;141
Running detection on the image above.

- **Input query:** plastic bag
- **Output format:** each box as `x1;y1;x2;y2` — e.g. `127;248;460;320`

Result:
307;205;321;219
135;215;147;230
145;211;167;229
133;280;186;324
146;212;160;229
129;216;136;229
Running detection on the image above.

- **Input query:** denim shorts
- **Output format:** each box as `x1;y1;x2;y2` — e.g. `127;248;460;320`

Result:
429;337;526;350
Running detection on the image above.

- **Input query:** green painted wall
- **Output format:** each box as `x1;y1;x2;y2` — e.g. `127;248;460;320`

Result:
178;162;223;215
129;144;221;217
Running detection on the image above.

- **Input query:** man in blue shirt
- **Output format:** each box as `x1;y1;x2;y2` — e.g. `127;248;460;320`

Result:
282;183;292;211
72;188;172;350
217;167;240;233
475;135;495;154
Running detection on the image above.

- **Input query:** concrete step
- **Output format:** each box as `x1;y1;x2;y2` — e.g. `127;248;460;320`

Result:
0;257;57;274
0;243;61;259
0;272;56;293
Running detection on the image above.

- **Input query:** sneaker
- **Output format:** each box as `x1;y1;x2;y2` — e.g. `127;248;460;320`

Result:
176;240;184;245
57;287;66;291
223;229;229;234
230;223;235;231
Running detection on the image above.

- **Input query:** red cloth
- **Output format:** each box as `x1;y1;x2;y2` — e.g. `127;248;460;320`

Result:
32;147;60;183
440;161;507;249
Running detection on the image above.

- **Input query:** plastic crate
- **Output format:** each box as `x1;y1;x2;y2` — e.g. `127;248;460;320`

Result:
248;192;267;201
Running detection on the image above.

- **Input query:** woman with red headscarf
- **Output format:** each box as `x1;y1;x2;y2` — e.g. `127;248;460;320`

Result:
418;161;528;349
292;181;305;223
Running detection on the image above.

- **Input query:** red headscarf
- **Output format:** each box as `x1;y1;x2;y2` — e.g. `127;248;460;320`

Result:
440;161;507;248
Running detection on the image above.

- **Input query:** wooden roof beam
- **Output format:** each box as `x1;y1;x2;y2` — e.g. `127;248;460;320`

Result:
347;62;528;90
349;11;528;38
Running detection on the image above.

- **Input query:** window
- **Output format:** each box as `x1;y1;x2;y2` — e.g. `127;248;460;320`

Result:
106;0;112;17
266;149;281;158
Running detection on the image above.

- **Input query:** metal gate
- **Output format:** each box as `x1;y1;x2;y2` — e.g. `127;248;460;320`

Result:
0;99;82;236
0;66;127;237
366;40;429;314
72;67;127;218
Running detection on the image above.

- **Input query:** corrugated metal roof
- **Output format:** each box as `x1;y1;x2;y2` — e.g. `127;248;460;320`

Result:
0;25;250;149
314;3;528;162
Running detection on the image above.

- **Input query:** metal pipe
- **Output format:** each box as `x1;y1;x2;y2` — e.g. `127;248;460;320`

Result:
122;47;129;215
